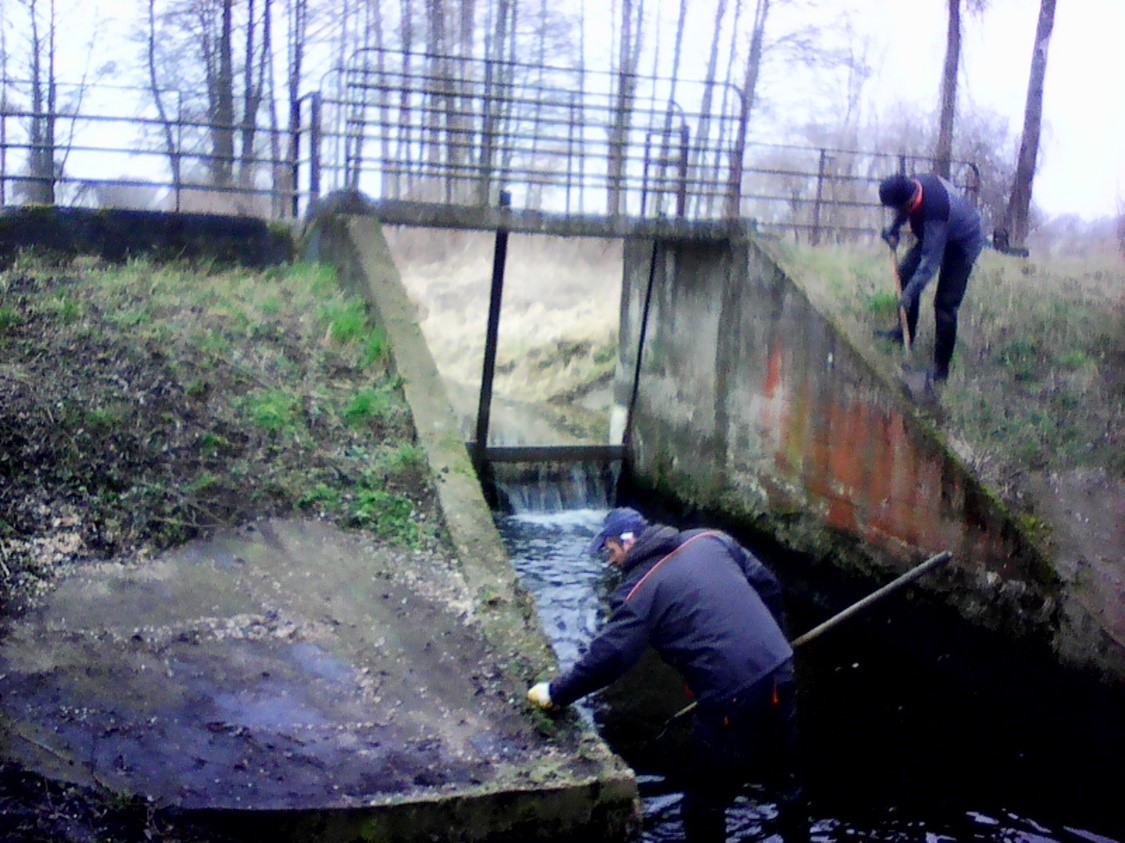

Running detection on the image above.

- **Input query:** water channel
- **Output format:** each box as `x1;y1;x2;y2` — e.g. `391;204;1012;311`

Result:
494;504;1121;843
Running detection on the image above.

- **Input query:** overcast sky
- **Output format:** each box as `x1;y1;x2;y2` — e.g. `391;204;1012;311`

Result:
591;0;1123;220
855;0;1123;221
31;0;1125;220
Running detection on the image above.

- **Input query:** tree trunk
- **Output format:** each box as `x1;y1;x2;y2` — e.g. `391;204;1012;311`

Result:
693;0;728;215
424;0;447;200
1004;0;1055;246
934;0;960;179
210;0;235;187
729;0;769;217
286;0;308;215
146;0;182;208
608;0;644;215
397;0;415;197
1;8;8;205
239;0;259;188
655;0;688;215
264;0;283;216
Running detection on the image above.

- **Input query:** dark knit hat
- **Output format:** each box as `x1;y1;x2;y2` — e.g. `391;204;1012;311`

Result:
879;174;916;208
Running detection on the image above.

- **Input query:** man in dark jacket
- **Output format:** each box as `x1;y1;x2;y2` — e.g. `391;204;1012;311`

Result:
877;173;986;383
527;507;809;842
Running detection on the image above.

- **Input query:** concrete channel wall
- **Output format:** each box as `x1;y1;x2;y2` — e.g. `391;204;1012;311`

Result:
615;231;1123;687
304;212;642;840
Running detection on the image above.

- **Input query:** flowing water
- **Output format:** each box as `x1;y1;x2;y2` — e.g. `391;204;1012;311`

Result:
495;507;1121;843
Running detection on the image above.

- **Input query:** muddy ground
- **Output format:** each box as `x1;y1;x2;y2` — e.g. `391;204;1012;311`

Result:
0;260;454;841
1;240;1120;840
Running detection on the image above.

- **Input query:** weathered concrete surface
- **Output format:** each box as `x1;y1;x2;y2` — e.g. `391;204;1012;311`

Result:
310;191;741;241
0;520;630;834
300;211;641;838
0;205;640;841
615;231;1123;687
0;206;294;269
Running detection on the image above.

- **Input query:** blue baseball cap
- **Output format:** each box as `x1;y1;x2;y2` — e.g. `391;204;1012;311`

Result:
586;507;648;555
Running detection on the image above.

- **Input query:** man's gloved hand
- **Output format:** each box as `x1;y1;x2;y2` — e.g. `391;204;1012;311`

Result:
880;227;900;249
899;279;922;312
527;682;555;710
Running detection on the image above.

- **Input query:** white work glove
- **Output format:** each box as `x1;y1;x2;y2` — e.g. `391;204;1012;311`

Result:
527;681;555;710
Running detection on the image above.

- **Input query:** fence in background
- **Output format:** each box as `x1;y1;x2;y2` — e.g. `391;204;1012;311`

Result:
1;56;978;243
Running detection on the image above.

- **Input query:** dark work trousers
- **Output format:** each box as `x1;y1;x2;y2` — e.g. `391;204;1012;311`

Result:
898;238;981;380
681;666;809;843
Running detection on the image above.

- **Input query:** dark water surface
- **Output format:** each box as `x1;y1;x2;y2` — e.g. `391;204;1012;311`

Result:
496;509;1122;843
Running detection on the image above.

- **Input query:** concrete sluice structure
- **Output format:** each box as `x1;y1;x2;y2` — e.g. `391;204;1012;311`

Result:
0;208;641;842
1;204;1120;840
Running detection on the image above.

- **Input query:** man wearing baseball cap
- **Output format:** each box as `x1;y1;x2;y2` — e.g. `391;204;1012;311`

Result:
528;507;809;842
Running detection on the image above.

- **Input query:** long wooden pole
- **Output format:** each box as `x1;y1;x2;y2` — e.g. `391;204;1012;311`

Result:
662;551;952;728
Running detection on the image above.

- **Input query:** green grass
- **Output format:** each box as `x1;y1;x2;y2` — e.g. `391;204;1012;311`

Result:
343;387;396;427
779;241;1125;489
1;254;440;558
0;306;22;331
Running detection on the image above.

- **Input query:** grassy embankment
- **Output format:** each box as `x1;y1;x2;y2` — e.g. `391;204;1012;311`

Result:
780;242;1124;516
0;255;444;608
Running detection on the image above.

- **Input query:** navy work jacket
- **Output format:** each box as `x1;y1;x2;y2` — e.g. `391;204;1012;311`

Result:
549;525;793;709
894;173;985;297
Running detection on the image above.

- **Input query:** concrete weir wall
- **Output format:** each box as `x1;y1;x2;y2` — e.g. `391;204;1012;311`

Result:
616;232;1119;686
304;213;641;840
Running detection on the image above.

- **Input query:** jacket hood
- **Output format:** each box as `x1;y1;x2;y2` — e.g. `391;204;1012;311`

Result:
621;524;681;573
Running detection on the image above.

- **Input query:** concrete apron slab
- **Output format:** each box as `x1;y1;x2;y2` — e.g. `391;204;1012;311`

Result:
0;519;637;840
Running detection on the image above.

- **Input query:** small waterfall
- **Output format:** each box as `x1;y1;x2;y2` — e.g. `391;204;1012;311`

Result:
494;493;1123;843
489;459;619;514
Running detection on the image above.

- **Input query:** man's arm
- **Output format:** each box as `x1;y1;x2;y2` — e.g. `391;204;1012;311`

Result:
544;601;651;708
900;219;949;308
881;210;908;249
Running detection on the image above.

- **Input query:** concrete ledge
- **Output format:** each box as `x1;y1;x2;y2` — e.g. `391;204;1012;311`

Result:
303;212;641;839
0;206;294;268
319;192;743;241
615;232;1123;687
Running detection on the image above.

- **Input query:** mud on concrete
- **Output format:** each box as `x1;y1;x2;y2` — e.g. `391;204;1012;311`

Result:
0;519;632;839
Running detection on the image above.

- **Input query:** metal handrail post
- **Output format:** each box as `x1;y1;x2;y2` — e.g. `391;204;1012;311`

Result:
474;189;511;466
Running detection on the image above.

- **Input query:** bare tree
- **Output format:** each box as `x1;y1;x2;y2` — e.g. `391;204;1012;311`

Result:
22;0;58;203
935;0;987;179
1;0;9;205
147;0;182;207
210;0;235;186
693;0;728;215
933;0;960;178
284;0;308;215
1004;0;1056;247
730;0;770;216
607;0;645;215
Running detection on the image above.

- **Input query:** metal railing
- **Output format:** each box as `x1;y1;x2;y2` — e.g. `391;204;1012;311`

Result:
738;141;981;243
0;79;296;217
1;62;980;242
308;48;746;221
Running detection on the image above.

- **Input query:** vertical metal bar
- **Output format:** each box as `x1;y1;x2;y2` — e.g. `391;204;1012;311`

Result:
566;94;576;215
641;132;652;216
289;94;302;218
1;100;6;206
812;148;827;246
309;92;322;207
175;94;183;214
475;189;511;463
676;123;689;218
624;239;660;449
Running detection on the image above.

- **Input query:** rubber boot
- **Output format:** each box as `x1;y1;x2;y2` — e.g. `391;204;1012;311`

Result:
681;792;727;843
776;786;811;843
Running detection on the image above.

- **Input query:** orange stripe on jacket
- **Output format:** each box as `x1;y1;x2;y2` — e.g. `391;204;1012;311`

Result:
624;531;723;602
